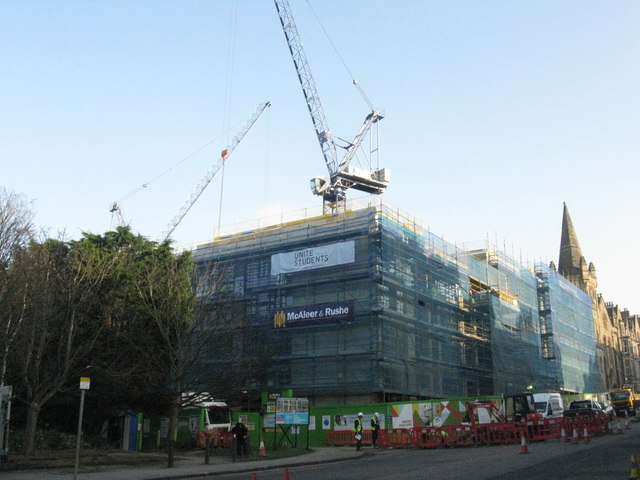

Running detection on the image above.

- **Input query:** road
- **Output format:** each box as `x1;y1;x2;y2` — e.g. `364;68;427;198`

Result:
209;425;640;480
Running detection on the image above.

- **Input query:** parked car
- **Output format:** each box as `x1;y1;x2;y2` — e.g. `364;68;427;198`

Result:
597;401;616;419
563;400;604;417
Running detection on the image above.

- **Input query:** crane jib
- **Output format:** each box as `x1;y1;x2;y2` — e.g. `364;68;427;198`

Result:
273;0;389;214
162;102;271;241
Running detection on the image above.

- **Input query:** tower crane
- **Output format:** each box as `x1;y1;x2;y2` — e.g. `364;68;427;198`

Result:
162;101;271;241
274;0;390;214
109;201;126;228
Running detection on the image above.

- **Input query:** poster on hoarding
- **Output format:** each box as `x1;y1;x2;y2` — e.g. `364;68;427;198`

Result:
322;415;331;430
263;414;275;428
332;413;384;431
391;401;453;428
275;397;309;425
391;404;414;429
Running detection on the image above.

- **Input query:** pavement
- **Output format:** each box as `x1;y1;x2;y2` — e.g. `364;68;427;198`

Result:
0;446;366;480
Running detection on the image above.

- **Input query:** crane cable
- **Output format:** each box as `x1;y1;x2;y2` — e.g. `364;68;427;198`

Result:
115;136;223;204
113;108;250;211
114;4;243;234
218;2;239;231
305;0;374;111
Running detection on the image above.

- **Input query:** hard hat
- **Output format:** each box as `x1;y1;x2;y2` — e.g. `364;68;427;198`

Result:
375;412;379;417
358;412;363;417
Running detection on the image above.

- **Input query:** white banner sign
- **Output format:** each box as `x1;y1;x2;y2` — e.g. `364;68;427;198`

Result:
271;240;355;275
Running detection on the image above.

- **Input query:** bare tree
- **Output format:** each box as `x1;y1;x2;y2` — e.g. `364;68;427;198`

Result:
0;188;35;386
191;290;273;407
0;187;34;268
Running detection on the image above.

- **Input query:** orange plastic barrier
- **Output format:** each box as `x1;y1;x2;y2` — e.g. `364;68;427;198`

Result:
328;414;615;449
544;418;565;439
474;422;521;445
440;425;475;447
327;430;371;446
526;418;563;441
214;431;235;448
554;415;610;441
382;428;412;448
579;414;609;436
327;430;355;446
377;429;390;447
413;427;443;448
550;415;608;441
196;429;234;448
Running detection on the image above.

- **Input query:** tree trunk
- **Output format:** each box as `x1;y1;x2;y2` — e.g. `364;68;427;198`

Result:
0;342;8;386
166;402;179;468
22;401;41;455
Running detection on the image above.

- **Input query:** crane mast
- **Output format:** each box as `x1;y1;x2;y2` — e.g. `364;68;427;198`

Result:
274;0;338;175
162;101;271;241
274;0;389;214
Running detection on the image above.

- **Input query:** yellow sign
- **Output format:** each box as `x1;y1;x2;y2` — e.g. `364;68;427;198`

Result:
80;377;91;390
273;311;286;328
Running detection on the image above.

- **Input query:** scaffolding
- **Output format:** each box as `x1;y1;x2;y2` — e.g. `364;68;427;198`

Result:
193;198;600;402
536;263;598;393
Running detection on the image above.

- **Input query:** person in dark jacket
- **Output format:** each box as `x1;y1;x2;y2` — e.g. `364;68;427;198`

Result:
231;421;248;457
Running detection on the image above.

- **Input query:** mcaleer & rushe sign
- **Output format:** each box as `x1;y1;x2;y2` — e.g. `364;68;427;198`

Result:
273;301;354;328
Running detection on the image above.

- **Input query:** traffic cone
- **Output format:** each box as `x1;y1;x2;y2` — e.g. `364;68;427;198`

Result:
630;454;639;479
519;434;530;454
251;474;258;480
583;427;590;444
259;439;266;457
283;468;291;480
560;426;568;443
572;427;579;444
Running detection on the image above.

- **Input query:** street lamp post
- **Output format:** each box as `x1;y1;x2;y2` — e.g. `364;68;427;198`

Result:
73;377;90;480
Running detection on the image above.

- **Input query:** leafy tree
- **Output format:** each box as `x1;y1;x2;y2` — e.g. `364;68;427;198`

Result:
7;237;116;454
125;245;271;467
129;243;194;466
72;229;216;465
3;221;273;459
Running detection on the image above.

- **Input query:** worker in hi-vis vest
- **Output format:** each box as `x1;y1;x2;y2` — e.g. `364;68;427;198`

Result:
354;412;364;451
371;412;381;448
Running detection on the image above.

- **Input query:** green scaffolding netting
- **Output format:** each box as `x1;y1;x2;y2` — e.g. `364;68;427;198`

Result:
193;201;600;399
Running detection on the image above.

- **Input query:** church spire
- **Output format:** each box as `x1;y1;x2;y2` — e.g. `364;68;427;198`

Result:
558;202;585;278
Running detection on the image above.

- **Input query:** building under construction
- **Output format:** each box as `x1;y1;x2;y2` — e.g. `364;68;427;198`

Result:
193;199;600;404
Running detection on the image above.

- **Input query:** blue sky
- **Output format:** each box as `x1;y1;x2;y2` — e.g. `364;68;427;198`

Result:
1;1;638;313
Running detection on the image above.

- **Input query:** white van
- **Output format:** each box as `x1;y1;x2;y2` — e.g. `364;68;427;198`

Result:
533;393;564;418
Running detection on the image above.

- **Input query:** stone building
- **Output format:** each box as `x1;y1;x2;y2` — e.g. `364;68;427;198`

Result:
556;202;639;392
